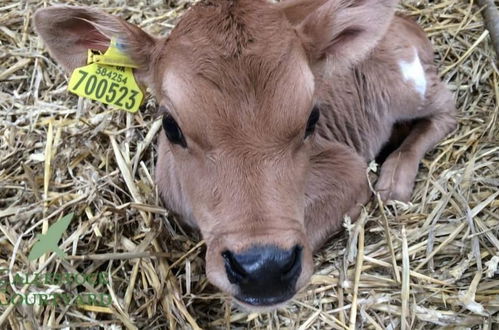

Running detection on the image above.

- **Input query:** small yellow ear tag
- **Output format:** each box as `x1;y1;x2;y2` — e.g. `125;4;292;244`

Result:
88;39;139;68
68;39;144;113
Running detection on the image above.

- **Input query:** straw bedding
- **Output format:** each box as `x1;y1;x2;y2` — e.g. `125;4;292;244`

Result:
0;0;498;328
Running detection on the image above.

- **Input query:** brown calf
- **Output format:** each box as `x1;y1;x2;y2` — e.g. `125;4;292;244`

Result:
34;0;456;309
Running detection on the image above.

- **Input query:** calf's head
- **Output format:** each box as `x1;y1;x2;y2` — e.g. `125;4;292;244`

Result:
34;0;396;308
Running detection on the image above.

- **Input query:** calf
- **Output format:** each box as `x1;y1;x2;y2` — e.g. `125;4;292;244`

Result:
34;0;456;309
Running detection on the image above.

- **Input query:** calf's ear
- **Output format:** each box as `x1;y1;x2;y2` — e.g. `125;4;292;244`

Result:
33;6;157;73
276;0;328;25
280;0;398;69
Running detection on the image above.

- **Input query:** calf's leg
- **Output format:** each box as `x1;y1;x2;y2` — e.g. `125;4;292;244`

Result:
376;84;457;202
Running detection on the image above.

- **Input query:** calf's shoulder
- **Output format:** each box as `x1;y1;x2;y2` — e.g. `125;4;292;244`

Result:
314;14;439;160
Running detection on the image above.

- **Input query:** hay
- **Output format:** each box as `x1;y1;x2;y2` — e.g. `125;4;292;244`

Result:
0;0;498;328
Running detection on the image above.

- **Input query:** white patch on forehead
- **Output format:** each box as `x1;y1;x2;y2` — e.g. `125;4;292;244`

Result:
399;49;426;98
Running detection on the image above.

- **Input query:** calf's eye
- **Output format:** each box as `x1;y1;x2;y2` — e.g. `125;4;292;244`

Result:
305;107;320;139
162;112;187;148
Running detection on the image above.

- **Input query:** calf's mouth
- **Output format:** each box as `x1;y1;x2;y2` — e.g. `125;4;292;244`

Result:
205;228;313;310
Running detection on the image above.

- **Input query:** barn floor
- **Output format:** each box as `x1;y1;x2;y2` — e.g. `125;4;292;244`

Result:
0;0;498;329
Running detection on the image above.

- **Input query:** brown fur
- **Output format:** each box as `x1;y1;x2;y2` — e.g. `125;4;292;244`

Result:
33;0;456;309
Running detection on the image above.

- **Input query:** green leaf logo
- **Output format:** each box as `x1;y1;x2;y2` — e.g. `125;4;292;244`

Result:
28;213;74;261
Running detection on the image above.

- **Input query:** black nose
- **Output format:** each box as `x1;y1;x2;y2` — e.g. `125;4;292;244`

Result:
222;245;302;306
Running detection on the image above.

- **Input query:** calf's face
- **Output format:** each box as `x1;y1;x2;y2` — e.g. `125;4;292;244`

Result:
34;0;396;308
154;5;318;306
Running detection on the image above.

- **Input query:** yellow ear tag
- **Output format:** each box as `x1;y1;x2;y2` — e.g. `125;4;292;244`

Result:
68;39;144;113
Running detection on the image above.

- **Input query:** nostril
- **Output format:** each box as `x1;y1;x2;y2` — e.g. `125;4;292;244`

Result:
222;250;248;284
283;246;301;272
282;245;302;279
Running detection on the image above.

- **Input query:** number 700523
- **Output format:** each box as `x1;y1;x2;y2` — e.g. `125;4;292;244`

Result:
68;64;143;112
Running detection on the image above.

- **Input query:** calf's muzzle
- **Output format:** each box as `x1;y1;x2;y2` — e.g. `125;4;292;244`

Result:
222;245;303;306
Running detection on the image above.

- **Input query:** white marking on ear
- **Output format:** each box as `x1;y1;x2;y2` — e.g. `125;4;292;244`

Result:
399;49;426;98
